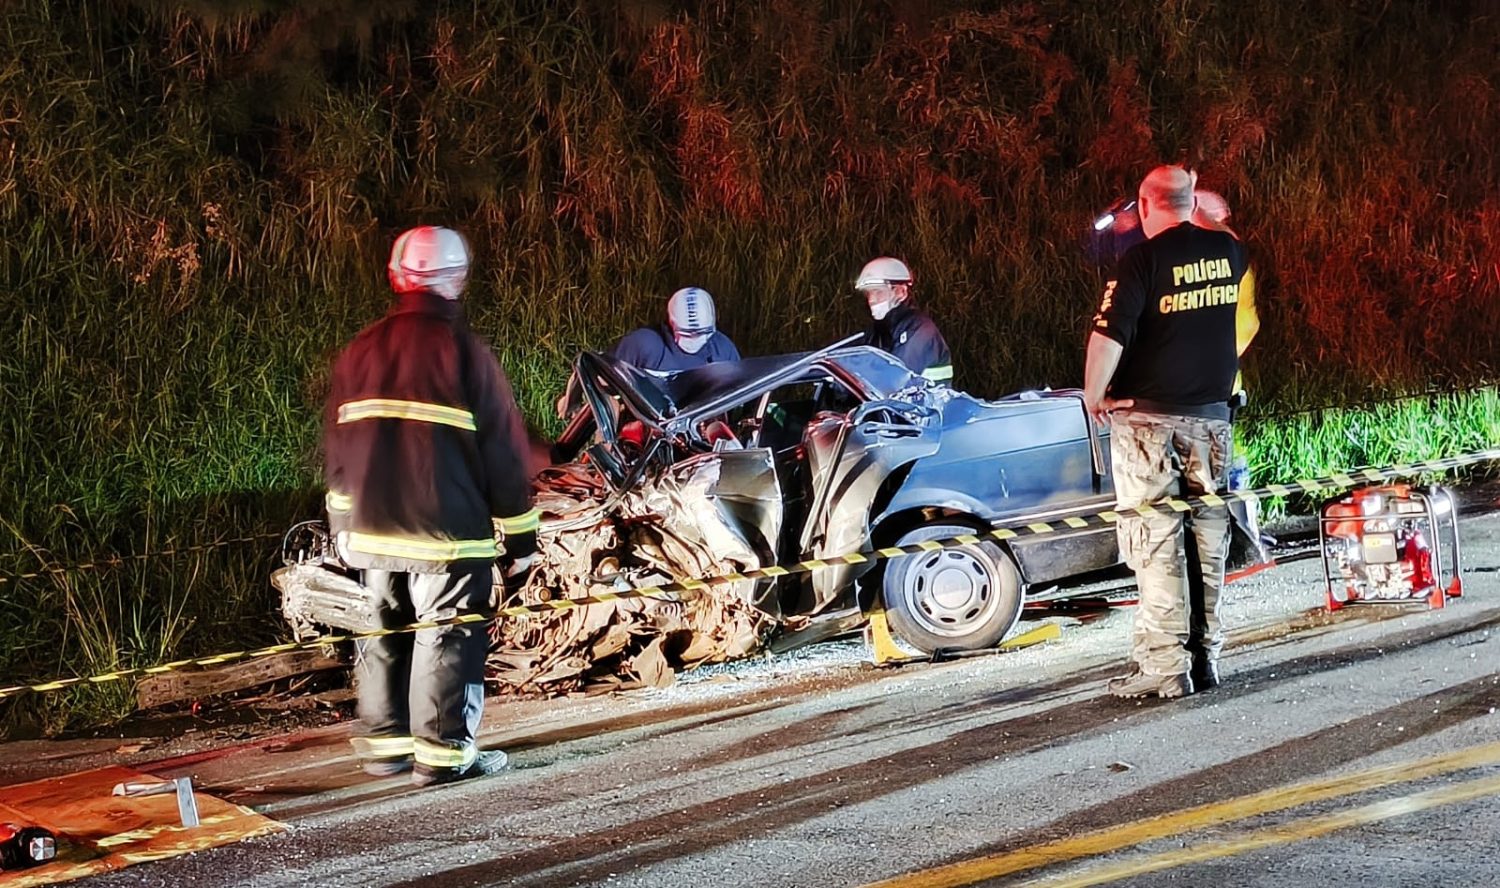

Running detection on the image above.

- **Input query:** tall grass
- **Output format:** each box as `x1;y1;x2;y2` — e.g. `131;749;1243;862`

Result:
1242;389;1500;482
1;0;1496;730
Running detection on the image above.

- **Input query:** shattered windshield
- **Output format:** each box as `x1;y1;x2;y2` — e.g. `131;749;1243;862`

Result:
566;346;927;463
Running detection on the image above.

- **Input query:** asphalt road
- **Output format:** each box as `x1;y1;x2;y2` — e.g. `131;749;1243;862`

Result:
9;514;1500;888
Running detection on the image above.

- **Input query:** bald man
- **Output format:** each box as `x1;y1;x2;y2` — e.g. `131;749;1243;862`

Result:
1084;165;1252;700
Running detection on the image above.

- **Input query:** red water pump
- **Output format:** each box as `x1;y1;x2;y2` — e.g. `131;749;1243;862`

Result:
1320;484;1462;610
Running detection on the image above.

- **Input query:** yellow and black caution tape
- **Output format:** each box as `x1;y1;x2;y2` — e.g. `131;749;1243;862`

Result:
4;446;1497;701
0;531;286;586
0;586;698;700
609;445;1500;595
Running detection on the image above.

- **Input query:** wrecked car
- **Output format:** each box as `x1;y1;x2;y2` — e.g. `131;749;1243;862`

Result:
277;342;1261;693
542;344;1124;651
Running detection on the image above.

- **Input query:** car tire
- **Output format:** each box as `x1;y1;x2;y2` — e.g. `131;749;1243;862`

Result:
882;522;1023;654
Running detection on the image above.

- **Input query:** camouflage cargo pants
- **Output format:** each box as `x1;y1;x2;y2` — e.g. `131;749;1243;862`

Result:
1111;411;1233;677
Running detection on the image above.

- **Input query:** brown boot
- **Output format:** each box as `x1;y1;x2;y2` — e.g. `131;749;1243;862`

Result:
1107;670;1193;699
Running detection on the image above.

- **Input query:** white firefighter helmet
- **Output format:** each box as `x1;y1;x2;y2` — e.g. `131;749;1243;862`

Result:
1192;189;1237;234
855;257;912;291
667;286;716;333
388;226;471;300
667;287;717;354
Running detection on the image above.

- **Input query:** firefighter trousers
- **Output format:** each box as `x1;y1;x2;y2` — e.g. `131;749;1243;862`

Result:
1111;411;1233;677
353;566;492;775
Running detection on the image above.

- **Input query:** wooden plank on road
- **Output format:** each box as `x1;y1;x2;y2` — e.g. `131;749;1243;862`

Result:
135;650;345;710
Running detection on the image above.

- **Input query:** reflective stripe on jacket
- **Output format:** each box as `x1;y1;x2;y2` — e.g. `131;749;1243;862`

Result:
324;290;536;573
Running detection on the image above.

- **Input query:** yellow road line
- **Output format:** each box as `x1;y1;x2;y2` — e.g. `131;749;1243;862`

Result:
861;739;1500;888
1034;769;1500;887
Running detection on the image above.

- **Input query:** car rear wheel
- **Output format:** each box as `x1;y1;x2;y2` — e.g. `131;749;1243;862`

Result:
882;522;1023;653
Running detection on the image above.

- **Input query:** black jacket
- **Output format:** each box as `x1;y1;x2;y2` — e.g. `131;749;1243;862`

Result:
324;290;538;573
865;304;953;384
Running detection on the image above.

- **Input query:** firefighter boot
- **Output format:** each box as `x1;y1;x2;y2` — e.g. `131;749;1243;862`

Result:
1107;668;1194;700
363;758;413;778
411;749;510;788
350;736;415;778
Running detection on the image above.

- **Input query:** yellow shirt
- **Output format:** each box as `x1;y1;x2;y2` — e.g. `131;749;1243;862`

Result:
1236;267;1259;357
1231;267;1259;394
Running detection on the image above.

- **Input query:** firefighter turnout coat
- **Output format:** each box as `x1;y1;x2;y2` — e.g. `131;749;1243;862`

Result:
324;290;539;573
865;304;953;384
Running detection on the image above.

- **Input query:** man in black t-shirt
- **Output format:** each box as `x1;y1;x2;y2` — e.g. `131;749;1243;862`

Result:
1084;165;1250;700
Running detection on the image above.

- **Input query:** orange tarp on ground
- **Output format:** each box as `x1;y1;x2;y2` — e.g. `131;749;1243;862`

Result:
0;765;283;886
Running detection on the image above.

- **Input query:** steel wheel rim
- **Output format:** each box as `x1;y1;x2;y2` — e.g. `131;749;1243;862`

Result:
900;546;1000;639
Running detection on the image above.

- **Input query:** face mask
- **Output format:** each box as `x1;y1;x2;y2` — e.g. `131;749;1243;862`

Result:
675;331;712;354
869;301;894;321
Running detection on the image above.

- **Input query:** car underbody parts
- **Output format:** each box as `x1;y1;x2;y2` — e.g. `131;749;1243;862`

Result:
1320;484;1462;610
273;520;385;640
488;459;775;694
0;822;57;870
767;607;866;653
272;563;384;640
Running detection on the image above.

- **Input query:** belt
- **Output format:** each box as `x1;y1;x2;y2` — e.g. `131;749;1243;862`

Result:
1125;398;1232;422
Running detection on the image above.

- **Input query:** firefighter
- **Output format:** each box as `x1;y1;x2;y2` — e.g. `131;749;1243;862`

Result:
325;225;540;785
1084;166;1251;699
854;257;953;384
554;286;740;418
614;286;741;371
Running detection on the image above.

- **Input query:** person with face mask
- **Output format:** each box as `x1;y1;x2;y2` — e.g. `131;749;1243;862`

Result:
611;286;740;371
855;257;953;384
554;287;740;419
552;288;738;420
